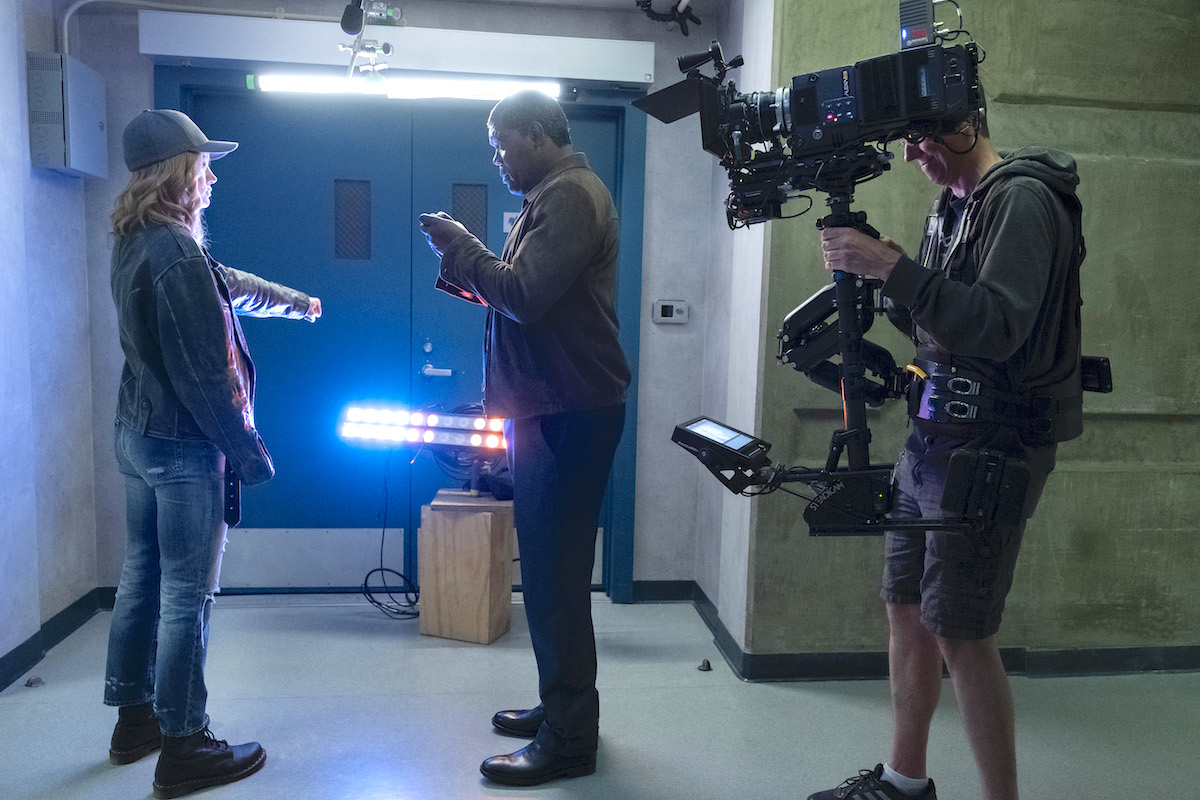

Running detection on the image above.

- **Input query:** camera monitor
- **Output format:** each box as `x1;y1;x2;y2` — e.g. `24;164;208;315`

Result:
672;417;772;493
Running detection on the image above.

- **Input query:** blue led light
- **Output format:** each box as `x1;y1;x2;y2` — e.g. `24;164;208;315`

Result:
338;404;508;450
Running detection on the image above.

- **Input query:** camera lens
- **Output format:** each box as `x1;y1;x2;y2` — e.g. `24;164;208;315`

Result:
726;90;782;146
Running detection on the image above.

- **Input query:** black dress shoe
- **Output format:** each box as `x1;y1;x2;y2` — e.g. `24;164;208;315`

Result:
491;706;545;738
480;741;596;786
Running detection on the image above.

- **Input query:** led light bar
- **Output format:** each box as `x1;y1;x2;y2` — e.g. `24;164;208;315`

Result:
250;74;561;101
339;405;507;449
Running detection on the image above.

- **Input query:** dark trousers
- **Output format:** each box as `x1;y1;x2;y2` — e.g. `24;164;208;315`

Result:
506;404;625;756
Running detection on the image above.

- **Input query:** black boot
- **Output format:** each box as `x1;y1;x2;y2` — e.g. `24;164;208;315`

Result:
152;725;266;799
110;702;161;765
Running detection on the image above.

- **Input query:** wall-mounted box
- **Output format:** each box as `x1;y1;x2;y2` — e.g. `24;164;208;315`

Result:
27;51;108;179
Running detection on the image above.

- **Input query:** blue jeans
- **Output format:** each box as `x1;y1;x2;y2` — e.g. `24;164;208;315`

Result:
104;420;228;737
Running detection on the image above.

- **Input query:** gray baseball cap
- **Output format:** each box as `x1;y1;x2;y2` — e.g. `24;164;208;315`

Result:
122;109;238;172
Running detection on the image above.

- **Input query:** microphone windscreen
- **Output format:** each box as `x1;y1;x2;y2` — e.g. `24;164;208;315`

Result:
340;4;364;36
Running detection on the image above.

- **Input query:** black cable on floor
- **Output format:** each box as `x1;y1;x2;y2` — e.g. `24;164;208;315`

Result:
361;449;419;619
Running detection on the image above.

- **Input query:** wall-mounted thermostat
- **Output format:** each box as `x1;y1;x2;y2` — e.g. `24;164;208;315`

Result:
652;300;689;324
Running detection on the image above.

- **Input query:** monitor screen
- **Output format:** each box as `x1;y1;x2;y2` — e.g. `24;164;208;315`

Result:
686;418;754;451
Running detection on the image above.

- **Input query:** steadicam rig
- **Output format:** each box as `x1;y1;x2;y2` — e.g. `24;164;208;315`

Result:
641;9;1113;538
670;415;1031;538
639;30;1034;537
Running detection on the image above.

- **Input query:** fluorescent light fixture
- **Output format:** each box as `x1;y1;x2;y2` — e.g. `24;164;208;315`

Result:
251;74;561;101
339;404;507;449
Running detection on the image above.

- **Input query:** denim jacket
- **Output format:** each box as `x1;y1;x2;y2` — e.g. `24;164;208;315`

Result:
111;224;313;485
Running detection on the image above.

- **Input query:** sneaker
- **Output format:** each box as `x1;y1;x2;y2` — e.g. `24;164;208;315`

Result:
109;702;161;765
807;764;937;800
152;725;265;799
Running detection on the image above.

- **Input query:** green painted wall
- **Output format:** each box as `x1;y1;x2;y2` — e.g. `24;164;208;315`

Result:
746;0;1200;656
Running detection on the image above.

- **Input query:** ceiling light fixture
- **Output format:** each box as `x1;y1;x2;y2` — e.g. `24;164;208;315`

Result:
249;73;561;101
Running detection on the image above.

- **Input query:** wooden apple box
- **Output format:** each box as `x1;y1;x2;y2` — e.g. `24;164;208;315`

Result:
418;490;514;644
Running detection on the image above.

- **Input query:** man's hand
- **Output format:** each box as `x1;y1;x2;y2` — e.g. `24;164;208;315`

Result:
820;227;905;281
419;212;470;258
303;297;322;322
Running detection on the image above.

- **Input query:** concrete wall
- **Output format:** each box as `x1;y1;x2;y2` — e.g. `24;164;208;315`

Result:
1;0;44;659
1;0;100;665
692;0;777;655
746;0;1200;657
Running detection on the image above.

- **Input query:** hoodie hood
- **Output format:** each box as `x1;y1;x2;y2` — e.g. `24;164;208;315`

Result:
976;146;1080;200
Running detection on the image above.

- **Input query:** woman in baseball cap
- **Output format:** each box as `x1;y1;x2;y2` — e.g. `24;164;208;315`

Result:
121;108;238;172
104;109;321;799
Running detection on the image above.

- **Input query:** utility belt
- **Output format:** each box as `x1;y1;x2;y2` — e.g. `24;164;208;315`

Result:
907;357;1083;442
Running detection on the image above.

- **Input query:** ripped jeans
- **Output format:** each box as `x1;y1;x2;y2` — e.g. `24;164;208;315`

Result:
105;420;227;737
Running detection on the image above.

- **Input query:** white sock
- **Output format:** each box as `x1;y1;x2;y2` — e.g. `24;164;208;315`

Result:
882;763;930;796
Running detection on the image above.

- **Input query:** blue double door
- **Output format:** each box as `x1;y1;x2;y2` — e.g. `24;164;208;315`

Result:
186;88;626;589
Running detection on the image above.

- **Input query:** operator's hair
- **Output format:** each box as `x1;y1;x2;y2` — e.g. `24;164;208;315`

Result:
111;151;206;244
489;90;572;147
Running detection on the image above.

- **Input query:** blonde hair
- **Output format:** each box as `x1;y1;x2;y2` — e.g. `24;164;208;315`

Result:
110;151;206;243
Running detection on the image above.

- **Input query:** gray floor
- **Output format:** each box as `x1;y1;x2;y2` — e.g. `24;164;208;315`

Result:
2;595;1197;800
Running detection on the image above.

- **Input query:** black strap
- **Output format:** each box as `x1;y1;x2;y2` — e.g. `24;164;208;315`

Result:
909;358;1082;440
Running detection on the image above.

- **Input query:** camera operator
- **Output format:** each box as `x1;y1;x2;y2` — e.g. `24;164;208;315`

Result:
811;106;1085;800
419;90;630;787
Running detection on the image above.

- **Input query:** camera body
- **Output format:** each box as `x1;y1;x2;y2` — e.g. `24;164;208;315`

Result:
702;43;979;162
648;42;982;225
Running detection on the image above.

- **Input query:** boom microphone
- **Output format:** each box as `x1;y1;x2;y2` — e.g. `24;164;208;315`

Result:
341;1;365;36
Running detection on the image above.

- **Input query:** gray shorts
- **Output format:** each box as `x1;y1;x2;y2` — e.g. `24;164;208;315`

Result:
880;428;1048;640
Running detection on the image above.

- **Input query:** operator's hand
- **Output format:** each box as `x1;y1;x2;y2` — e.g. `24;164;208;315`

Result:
419;212;470;259
820;227;905;281
303;297;322;322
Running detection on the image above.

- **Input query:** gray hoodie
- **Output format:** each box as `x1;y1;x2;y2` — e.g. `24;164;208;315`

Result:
883;146;1085;443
